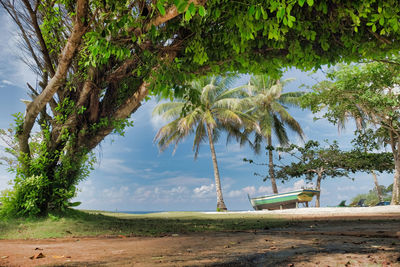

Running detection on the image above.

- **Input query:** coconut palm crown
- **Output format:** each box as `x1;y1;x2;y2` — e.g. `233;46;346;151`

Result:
153;76;257;211
243;74;305;194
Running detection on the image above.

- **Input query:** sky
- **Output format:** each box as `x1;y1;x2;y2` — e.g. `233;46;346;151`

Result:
0;11;395;212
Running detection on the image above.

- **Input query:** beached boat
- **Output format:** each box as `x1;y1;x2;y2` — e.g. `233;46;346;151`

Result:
248;189;320;210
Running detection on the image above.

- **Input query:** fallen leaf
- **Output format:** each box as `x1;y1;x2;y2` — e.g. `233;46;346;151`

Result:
52;255;65;259
30;253;45;260
1;256;8;259
34;247;43;251
118;235;126;238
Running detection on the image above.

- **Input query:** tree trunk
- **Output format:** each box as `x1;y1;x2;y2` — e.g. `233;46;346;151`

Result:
389;133;400;205
206;124;227;211
371;170;383;202
391;144;400;205
267;135;278;194
315;171;322;207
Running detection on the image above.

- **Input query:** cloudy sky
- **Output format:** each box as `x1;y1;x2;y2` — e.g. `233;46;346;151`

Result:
0;11;394;212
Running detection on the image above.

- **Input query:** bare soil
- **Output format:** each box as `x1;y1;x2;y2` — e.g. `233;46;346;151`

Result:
1;214;400;267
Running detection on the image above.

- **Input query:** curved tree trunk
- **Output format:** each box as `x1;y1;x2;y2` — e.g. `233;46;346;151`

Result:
315;171;322;207
371;170;383;202
206;124;227;211
267;135;278;194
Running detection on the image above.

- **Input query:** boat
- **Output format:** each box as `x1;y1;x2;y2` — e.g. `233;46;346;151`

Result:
248;189;320;210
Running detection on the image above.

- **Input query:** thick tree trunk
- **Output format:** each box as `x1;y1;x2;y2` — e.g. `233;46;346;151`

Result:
315;171;322;207
267;135;278;194
206;124;227;211
371;170;383;202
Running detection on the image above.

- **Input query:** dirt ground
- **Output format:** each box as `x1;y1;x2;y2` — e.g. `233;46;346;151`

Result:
1;214;400;267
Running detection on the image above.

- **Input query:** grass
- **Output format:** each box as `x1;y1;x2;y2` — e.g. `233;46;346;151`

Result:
0;209;290;240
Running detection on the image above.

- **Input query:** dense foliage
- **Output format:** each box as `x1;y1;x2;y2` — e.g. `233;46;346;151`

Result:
302;60;400;204
2;0;400;215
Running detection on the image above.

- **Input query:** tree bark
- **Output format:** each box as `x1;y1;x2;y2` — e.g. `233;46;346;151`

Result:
18;0;89;157
206;123;227;211
371;170;383;202
267;135;278;194
315;171;322;207
389;132;400;205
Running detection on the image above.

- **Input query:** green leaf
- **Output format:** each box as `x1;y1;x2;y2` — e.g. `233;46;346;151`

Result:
277;7;285;19
298;0;306;7
157;2;166;16
255;8;261;20
177;1;188;13
185;10;191;21
307;0;314;6
215;9;221;18
188;2;196;15
198;6;206;17
248;6;255;16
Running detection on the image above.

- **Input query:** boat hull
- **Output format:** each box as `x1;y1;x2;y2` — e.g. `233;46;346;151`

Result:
249;189;320;210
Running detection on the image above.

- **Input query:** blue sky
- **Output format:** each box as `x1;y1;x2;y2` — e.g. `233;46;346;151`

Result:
0;11;394;211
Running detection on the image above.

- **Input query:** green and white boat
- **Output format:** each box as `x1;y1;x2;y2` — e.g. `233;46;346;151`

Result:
248;189;320;210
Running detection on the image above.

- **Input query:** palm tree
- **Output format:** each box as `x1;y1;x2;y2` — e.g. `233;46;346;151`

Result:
153;76;256;211
243;75;305;194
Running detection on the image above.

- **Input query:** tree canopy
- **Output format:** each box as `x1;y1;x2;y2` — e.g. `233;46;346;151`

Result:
302;60;400;204
275;140;394;207
2;0;400;215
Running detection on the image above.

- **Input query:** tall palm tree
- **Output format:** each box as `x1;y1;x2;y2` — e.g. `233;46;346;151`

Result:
153;76;256;211
243;75;305;194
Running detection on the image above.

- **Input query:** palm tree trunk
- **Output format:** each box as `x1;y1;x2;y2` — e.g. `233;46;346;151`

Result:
371;170;383;202
267;135;279;194
206;124;227;211
315;171;322;207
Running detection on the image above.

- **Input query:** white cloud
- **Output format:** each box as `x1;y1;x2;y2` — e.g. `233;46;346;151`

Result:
0;14;36;88
257;186;273;195
278;179;314;193
1;80;13;85
151;115;167;131
0;170;13;191
193;184;215;198
97;158;136;174
163;176;211;186
103;186;131;203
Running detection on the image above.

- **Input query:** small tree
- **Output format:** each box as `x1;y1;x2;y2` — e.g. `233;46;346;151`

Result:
276;140;350;207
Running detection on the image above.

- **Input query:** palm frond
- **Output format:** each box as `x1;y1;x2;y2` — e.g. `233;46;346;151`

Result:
193;122;207;159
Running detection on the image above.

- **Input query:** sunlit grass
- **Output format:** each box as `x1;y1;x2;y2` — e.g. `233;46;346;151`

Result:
0;209;288;240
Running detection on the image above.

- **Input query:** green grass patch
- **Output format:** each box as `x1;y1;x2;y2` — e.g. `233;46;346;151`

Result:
0;209;289;240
